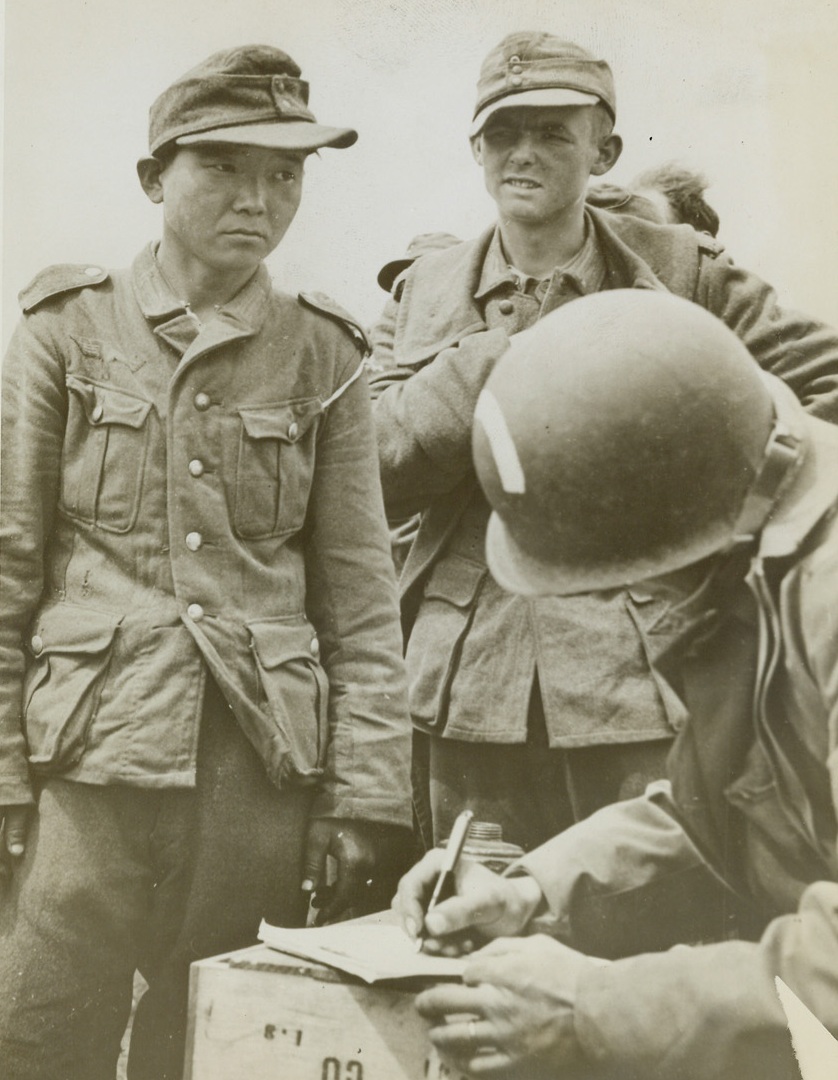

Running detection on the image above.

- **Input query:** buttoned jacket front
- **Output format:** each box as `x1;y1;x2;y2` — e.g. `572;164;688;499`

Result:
370;208;838;752
0;246;411;829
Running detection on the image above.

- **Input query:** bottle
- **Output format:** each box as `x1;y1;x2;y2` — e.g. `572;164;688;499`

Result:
440;820;524;874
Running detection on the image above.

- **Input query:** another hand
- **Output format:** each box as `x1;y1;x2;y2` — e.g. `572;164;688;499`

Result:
302;818;411;923
392;848;543;954
0;805;32;891
415;935;598;1077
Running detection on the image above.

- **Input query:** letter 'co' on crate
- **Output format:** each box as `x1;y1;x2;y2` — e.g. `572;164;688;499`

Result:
184;944;470;1080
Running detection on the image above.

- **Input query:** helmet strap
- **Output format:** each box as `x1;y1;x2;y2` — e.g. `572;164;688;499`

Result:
731;413;805;543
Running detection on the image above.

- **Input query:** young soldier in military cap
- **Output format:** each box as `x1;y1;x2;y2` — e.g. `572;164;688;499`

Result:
395;290;838;1080
0;45;411;1079
370;31;838;854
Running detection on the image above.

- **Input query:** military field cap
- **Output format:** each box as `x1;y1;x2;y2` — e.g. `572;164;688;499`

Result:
471;32;616;137
149;45;357;155
376;232;462;292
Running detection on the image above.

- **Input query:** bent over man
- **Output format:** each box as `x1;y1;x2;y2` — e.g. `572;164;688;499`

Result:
395;290;838;1080
371;30;838;852
0;46;411;1080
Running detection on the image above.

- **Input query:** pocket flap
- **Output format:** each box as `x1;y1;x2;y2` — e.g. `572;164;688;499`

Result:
423;555;487;608
238;399;322;443
67;376;152;429
248;618;320;669
29;604;121;655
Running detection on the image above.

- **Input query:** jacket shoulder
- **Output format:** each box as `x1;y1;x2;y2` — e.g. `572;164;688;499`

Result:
589;207;727;302
298;291;371;353
18;263;110;314
598;207;725;258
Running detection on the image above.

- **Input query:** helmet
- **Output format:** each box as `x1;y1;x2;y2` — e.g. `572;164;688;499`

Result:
472;289;803;596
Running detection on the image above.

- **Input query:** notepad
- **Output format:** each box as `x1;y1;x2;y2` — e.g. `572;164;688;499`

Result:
258;914;466;984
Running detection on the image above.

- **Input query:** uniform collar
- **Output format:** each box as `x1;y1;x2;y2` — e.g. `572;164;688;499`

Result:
475;215;603;300
130;243;273;331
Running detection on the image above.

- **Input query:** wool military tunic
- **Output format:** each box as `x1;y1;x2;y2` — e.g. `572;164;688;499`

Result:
0;245;411;829
371;208;838;758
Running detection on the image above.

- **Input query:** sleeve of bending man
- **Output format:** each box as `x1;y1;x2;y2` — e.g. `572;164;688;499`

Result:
371;327;512;518
512;533;838;1080
513;789;835;1080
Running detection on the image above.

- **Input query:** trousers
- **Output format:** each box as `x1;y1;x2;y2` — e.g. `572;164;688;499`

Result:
0;681;314;1080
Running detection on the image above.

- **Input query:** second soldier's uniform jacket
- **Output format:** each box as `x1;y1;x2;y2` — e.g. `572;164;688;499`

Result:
0;244;411;830
370;207;838;806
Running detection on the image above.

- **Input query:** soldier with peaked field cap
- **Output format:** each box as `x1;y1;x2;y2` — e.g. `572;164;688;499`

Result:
369;29;838;857
0;44;411;1079
393;289;838;1079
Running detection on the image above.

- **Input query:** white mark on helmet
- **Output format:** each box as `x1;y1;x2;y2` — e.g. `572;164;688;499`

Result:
475;390;526;494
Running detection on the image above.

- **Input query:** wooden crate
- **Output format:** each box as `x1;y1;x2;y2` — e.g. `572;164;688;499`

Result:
184;944;468;1080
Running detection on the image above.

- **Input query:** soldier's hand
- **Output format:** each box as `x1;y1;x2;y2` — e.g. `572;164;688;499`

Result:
0;805;32;891
415;935;596;1078
392;848;544;955
302;818;411;924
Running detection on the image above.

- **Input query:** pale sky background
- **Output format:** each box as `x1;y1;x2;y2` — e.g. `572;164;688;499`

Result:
4;0;838;347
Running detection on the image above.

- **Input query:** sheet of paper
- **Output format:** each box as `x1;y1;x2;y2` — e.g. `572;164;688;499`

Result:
258;915;465;984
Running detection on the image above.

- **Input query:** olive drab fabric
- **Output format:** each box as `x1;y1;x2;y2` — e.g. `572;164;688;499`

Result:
515;406;838;1080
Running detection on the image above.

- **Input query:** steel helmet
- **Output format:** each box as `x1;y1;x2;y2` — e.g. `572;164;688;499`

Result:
473;289;804;596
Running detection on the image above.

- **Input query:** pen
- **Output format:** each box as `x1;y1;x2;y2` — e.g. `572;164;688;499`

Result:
414;808;474;952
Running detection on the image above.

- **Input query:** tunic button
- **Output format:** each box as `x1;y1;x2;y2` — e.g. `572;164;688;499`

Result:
187;603;205;621
288;421;299;440
91;403;104;423
498;299;515;315
310;637;320;657
31;635;44;655
194;392;211;411
510;75;523;86
188;459;205;477
509;55;520;62
511;64;523;74
185;531;203;551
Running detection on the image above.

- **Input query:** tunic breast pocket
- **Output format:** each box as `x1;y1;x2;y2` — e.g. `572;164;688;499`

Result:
234;399;322;540
60;376;153;533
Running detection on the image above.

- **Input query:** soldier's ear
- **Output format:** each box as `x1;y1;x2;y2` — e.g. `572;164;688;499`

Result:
591;133;622;177
137;156;165;204
470;134;484;166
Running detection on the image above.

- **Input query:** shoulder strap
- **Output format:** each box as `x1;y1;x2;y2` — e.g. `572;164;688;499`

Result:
298;290;371;354
695;232;725;256
19;264;110;313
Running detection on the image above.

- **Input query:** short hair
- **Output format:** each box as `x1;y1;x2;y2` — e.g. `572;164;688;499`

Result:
151;141;179;170
631;163;720;237
590;102;615;141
